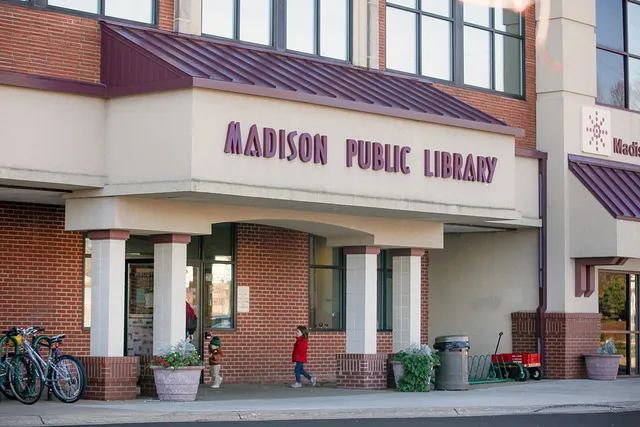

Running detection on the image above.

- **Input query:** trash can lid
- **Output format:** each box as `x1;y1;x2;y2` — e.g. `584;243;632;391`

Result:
434;335;469;344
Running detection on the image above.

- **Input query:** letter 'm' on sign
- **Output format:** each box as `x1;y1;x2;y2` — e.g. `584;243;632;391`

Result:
224;121;242;154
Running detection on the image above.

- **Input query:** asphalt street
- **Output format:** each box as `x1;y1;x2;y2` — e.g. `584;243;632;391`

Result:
59;412;640;427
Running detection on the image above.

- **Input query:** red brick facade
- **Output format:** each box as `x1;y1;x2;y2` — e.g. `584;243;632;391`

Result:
0;0;174;83
0;202;88;355
512;312;603;379
78;356;138;401
378;0;536;150
336;353;389;389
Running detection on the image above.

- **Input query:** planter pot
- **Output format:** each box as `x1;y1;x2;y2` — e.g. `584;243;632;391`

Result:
583;354;622;381
151;366;204;401
390;360;403;388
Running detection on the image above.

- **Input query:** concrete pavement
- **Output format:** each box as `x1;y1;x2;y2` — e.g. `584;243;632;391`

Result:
0;378;639;426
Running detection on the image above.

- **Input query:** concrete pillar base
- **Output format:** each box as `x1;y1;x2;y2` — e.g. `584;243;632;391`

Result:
78;356;137;401
335;353;388;390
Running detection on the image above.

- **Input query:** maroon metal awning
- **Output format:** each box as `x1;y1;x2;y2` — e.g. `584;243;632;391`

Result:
100;22;523;137
568;154;640;221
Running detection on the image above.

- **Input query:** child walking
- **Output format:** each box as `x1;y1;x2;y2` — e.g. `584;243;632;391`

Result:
291;325;316;388
208;336;223;388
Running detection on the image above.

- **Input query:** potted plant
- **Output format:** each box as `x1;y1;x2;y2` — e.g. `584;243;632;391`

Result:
149;340;204;401
389;344;440;392
583;338;623;381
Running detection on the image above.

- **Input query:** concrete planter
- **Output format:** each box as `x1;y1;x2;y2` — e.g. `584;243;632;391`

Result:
390;360;403;388
583;354;622;381
151;366;204;401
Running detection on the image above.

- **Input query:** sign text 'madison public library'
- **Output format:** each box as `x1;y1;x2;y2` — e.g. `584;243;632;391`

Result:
223;121;499;183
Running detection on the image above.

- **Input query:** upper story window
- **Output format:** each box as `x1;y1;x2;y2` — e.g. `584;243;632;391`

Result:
201;0;351;61
40;0;155;24
385;0;524;96
596;0;640;112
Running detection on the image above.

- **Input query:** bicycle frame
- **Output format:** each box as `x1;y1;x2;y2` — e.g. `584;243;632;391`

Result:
18;332;66;387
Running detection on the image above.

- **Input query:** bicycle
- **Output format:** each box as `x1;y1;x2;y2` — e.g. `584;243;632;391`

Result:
9;326;86;405
0;327;22;399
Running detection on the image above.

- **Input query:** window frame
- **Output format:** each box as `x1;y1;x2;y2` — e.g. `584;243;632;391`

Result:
8;0;159;26
200;0;353;62
596;0;640;112
377;250;393;332
385;0;526;98
308;235;346;332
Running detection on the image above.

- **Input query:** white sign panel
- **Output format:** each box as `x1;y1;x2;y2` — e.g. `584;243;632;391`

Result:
582;106;612;156
237;286;250;313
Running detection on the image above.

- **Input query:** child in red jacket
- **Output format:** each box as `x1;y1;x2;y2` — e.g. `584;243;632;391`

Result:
291;325;316;388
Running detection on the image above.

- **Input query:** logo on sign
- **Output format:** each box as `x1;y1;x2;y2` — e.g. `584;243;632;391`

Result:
581;106;612;156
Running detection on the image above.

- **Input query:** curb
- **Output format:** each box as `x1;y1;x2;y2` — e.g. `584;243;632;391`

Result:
4;403;640;426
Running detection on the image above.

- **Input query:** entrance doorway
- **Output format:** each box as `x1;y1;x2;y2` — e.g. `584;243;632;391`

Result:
598;271;639;376
125;261;154;356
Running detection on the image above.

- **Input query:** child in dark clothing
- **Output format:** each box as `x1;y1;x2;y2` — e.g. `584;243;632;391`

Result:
208;336;223;388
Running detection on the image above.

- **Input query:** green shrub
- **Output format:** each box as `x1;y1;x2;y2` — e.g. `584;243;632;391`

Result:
391;344;440;392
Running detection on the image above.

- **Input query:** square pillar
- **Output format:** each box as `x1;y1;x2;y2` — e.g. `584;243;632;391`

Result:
389;248;424;353
87;230;129;357
152;234;190;354
345;246;380;354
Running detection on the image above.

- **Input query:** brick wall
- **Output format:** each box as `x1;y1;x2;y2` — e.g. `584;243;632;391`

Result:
0;202;89;355
512;312;602;379
378;0;536;150
0;0;174;83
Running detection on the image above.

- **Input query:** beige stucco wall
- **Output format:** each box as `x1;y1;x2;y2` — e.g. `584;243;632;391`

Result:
65;195;444;249
0;85;105;188
428;229;539;355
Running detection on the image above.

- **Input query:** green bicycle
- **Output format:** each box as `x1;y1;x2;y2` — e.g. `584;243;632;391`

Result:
0;327;22;399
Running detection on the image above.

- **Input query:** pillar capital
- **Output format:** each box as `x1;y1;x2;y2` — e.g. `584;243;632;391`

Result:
152;234;191;244
87;230;130;241
388;248;425;257
343;246;380;255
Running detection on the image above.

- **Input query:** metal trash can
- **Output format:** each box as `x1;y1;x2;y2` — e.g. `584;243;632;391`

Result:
433;335;470;391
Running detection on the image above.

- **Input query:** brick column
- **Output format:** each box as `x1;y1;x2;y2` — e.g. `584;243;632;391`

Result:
152;234;190;354
389;248;424;353
512;312;602;379
78;356;138;401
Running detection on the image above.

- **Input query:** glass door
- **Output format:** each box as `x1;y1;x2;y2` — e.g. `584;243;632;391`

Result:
186;264;203;355
125;261;154;357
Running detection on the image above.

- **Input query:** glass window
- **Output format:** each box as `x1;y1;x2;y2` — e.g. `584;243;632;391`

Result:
287;0;315;54
385;0;524;95
46;0;154;24
377;251;393;331
239;0;272;45
83;239;91;329
309;236;344;330
319;0;349;60
202;0;234;38
596;0;640;111
48;0;98;14
202;0;272;45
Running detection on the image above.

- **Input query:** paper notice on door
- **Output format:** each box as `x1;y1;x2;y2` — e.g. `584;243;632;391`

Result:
237;286;249;313
144;293;153;308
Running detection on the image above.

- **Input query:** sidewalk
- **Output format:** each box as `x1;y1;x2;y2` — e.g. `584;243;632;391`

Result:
1;379;639;426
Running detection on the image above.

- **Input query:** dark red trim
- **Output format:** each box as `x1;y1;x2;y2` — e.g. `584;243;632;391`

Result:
574;257;629;297
569;153;640;173
87;230;130;241
343;246;381;255
515;147;548;159
388;248;425;257
151;234;191;244
192;78;525;138
0;70;106;98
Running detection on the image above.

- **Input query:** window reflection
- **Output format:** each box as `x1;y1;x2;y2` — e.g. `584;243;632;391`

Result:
596;0;624;50
421;0;451;17
206;263;233;329
628;3;640;57
464;27;491;89
596;49;625;108
287;0;315;54
239;0;272;45
309;236;344;330
421;16;452;80
105;0;153;23
320;0;348;60
464;2;489;26
48;0;98;14
494;8;520;35
630;58;640;112
386;7;417;73
495;34;521;95
202;0;234;38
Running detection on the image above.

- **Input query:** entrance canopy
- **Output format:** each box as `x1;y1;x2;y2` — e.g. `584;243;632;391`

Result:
569;154;640;259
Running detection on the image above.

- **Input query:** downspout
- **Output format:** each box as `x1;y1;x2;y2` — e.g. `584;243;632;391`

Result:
537;154;548;371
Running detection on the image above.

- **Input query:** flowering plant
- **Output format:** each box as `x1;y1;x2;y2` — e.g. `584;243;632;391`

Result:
149;340;203;370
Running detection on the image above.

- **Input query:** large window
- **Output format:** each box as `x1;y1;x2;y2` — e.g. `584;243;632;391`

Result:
309;236;345;330
18;0;156;24
201;0;351;61
385;0;523;95
599;271;639;376
377;250;393;331
596;0;640;111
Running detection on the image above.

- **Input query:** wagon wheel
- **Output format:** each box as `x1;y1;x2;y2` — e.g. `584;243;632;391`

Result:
529;368;542;380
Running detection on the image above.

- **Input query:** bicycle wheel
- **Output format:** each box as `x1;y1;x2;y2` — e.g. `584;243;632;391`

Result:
50;355;86;403
9;354;43;405
0;335;18;399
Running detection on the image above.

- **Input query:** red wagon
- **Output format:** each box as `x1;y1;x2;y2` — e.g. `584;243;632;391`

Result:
491;352;543;381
